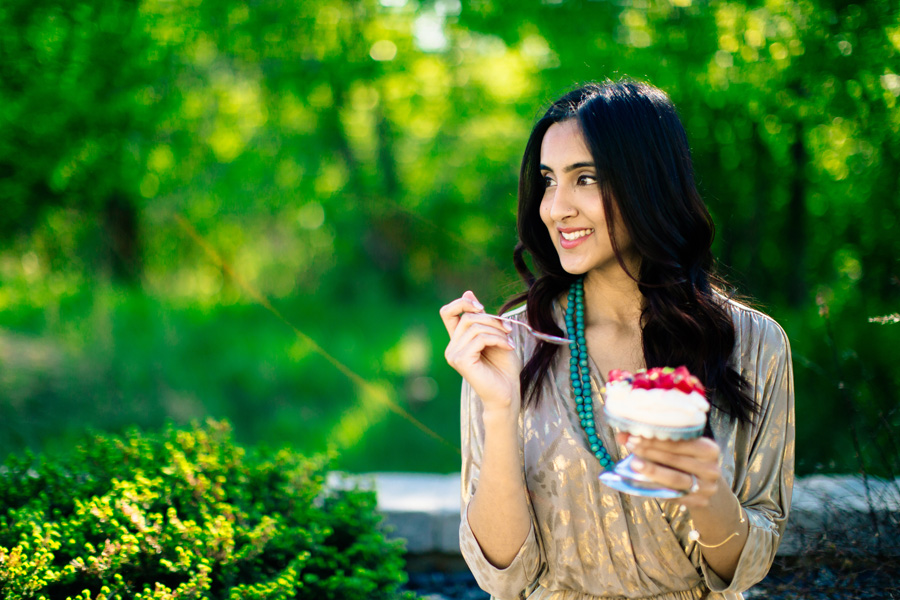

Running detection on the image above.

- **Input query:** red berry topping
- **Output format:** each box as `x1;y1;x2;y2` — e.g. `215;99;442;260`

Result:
608;369;629;382
658;372;675;388
675;378;694;393
609;365;706;395
688;375;706;395
632;377;652;390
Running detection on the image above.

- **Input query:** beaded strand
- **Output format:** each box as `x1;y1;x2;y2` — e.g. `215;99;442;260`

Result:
566;277;614;470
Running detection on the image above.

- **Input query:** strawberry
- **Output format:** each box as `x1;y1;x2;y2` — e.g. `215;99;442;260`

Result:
658;371;675;388
632;377;652;390
675;377;694;393
610;365;704;393
608;369;632;383
688;376;706;395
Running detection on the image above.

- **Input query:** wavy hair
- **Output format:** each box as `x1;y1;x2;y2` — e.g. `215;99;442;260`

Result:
501;80;757;425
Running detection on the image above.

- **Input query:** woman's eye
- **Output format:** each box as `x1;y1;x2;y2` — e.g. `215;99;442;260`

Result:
543;175;557;188
578;174;597;185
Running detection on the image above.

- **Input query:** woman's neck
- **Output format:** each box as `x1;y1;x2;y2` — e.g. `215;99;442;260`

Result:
582;264;643;329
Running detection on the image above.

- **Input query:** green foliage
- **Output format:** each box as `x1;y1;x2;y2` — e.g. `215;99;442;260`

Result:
0;0;898;477
0;420;413;600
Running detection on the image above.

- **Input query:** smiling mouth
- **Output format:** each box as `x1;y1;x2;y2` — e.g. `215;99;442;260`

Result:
560;228;594;241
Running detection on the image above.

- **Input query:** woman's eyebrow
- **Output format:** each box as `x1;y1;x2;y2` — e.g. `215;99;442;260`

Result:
539;162;595;173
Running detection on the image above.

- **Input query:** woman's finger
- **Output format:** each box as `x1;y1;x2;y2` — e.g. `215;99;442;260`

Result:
629;448;720;483
630;458;716;497
445;322;515;364
461;312;514;335
447;312;514;346
625;435;720;462
439;291;485;336
445;328;517;374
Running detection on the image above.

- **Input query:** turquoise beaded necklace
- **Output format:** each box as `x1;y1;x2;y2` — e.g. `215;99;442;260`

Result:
566;277;614;470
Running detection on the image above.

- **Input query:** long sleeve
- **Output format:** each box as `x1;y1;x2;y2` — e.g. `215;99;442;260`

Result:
459;378;544;599
700;309;796;594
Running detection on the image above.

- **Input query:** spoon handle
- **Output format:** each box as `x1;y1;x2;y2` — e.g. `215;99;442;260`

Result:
483;314;571;345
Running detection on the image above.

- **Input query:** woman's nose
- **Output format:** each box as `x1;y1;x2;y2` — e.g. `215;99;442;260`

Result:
547;186;577;221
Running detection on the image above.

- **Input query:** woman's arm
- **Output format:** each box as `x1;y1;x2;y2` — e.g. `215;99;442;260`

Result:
622;312;795;591
466;397;532;568
440;293;534;568
459;378;543;598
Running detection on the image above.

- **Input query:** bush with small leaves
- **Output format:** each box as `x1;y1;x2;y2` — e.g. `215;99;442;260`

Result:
0;420;414;600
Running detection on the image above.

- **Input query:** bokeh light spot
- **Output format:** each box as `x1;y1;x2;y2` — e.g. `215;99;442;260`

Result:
140;173;160;198
370;40;398;61
297;203;325;230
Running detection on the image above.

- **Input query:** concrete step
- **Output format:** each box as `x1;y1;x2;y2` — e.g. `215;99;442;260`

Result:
329;473;900;558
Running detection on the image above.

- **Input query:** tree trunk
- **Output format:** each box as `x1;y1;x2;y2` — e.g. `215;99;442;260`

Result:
747;122;767;294
787;130;806;307
103;193;141;284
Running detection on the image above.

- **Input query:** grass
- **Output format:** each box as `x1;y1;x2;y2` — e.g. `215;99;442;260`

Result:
0;283;463;473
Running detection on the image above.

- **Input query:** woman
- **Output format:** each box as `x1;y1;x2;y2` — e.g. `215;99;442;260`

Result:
439;80;794;600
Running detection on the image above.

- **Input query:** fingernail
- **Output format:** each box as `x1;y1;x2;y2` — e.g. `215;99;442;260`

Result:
508;337;517;350
631;457;644;471
473;300;484;311
625;436;638;451
503;323;513;333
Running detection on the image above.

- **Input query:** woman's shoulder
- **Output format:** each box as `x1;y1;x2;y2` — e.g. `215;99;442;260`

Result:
499;302;544;359
721;296;791;358
500;303;529;320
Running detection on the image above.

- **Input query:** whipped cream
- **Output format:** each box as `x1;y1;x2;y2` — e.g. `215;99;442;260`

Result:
604;381;710;428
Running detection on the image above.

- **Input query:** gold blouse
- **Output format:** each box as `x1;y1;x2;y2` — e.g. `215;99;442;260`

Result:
459;300;795;600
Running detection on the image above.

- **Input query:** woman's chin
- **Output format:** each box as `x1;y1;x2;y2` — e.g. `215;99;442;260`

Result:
558;257;634;280
561;265;590;276
558;256;608;276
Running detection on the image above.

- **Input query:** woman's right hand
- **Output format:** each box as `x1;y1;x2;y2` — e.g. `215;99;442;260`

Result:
439;291;522;413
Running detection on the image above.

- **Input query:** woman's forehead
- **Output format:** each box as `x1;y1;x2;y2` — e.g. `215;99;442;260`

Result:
540;120;592;169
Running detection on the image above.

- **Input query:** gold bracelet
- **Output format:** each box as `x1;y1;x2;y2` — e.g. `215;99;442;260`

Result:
688;506;746;549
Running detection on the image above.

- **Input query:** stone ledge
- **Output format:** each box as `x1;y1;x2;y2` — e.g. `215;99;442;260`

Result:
328;473;900;558
781;474;900;556
328;472;461;555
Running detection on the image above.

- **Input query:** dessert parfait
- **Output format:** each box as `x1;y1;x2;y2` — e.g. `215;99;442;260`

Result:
598;366;711;498
604;366;710;441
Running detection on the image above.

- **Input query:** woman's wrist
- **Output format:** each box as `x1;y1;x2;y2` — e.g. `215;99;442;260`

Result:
482;403;520;428
683;482;749;583
481;384;521;424
686;482;747;546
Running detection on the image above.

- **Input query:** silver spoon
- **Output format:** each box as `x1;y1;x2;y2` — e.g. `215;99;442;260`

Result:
483;314;572;345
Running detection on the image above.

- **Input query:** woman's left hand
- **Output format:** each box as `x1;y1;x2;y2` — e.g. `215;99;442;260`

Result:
614;432;722;508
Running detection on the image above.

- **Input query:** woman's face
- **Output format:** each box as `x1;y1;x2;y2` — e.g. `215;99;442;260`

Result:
539;119;632;277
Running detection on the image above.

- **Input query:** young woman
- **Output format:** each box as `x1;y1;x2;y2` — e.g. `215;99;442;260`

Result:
439;80;794;600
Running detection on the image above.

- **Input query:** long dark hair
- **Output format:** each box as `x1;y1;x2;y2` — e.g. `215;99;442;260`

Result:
501;80;757;425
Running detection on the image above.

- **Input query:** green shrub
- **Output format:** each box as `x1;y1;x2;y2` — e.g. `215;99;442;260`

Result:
0;420;414;600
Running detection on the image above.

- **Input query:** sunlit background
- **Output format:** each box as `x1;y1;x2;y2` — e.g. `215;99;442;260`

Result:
1;0;898;476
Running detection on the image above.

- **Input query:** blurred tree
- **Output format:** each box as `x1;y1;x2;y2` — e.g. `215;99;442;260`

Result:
0;0;187;282
0;0;898;475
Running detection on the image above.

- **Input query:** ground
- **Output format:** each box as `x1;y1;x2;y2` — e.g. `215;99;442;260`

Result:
405;555;900;600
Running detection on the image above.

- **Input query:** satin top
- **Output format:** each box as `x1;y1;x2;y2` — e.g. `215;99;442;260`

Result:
459;299;795;600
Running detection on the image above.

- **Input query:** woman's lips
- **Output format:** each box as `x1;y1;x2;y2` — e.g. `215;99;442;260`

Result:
559;228;594;249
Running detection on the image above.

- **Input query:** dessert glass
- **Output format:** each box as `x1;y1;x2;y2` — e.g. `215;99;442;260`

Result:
598;411;706;499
